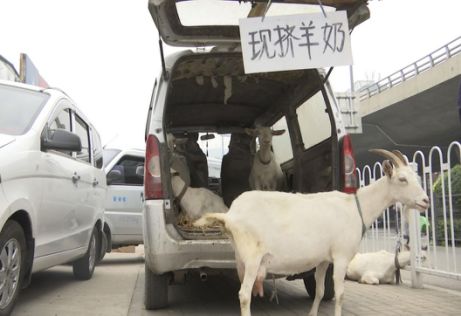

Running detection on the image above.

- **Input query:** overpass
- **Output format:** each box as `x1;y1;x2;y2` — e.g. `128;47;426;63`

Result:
348;37;461;167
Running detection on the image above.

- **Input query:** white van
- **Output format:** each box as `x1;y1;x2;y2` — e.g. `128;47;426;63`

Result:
102;148;145;252
142;0;369;309
0;80;106;316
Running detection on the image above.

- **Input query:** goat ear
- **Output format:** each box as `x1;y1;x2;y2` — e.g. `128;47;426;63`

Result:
244;128;257;137
166;133;175;149
383;160;393;178
271;129;286;136
175;137;188;145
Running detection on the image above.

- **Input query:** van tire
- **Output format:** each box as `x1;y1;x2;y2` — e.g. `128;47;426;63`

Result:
144;265;168;309
72;226;98;280
303;264;335;301
0;221;26;316
97;228;108;263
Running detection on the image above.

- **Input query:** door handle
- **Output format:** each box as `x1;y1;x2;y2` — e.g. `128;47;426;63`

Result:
92;178;99;187
140;192;144;202
72;172;80;184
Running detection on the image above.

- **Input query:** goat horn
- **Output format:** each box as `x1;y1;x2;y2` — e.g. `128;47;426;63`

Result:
392;150;408;166
369;149;404;167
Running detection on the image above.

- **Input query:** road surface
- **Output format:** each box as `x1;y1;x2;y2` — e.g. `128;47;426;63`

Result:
12;252;461;316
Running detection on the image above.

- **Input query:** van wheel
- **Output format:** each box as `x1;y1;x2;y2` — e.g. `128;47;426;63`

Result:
303;264;335;301
144;265;168;309
0;221;26;316
97;228;108;263
73;226;99;280
99;224;112;262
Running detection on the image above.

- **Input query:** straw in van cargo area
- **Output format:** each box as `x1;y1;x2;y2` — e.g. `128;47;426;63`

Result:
175;213;227;240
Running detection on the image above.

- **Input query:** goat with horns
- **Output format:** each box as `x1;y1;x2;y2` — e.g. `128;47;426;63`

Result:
194;149;429;316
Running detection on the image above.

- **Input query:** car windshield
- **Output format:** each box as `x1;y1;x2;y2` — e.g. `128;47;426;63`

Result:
0;84;49;135
198;133;230;178
103;148;122;167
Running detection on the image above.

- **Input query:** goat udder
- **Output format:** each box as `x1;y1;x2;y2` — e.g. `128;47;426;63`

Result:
252;279;264;297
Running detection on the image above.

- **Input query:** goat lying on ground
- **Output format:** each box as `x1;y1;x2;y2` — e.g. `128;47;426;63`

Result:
194;149;429;316
346;250;411;284
171;169;228;222
245;127;285;191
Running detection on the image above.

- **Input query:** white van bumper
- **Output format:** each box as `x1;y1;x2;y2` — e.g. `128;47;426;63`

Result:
142;199;235;274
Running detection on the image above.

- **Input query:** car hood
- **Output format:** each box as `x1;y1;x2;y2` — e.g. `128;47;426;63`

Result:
0;134;16;149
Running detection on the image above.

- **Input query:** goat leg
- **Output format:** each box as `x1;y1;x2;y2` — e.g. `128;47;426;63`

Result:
308;261;329;316
333;259;349;316
239;255;264;316
269;277;279;304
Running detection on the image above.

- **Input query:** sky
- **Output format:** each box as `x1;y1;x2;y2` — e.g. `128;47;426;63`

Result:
1;0;460;150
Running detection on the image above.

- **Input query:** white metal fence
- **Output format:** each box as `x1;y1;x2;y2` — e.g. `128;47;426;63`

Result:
357;141;461;286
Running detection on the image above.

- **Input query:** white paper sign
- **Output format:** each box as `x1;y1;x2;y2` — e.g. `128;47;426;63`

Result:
239;11;352;74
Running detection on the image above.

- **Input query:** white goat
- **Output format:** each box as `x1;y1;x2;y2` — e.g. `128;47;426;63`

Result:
171;169;228;222
346;250;411;284
194;149;429;316
245;127;285;191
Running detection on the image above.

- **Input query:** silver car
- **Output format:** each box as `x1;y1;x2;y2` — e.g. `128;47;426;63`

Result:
102;148;145;253
0;80;106;315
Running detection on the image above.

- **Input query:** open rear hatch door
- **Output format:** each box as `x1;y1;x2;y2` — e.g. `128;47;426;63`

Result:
149;0;370;47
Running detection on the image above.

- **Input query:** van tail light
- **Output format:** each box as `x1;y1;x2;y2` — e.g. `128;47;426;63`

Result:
145;134;164;199
342;134;358;194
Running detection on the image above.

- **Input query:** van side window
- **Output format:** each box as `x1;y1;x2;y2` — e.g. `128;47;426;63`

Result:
296;91;332;149
92;130;104;169
74;115;91;163
47;108;72;157
107;156;144;186
50;109;71;132
271;116;293;163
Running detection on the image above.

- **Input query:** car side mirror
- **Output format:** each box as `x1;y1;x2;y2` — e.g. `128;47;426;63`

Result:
41;129;82;152
107;169;123;185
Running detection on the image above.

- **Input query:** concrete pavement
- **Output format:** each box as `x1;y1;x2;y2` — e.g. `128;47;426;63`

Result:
12;252;461;316
13;253;144;316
